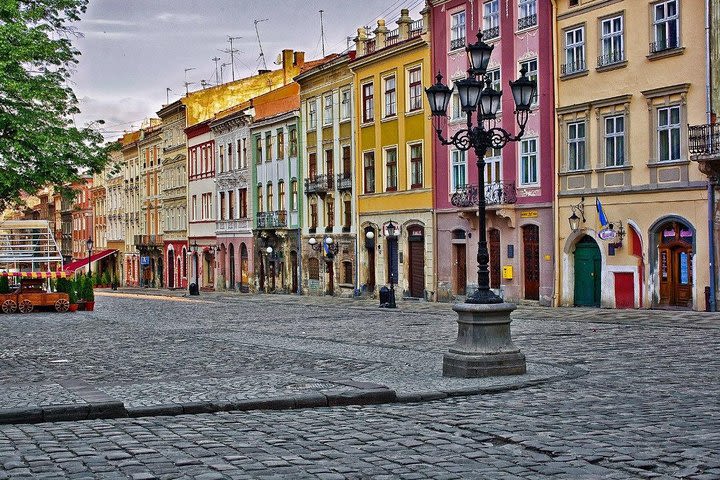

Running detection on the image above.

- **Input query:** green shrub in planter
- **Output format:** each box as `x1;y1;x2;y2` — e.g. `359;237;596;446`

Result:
101;271;110;286
0;276;9;294
56;277;69;294
83;276;95;302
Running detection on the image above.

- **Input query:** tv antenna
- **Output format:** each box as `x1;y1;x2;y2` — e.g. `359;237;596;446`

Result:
184;67;196;95
227;36;242;81
220;62;231;84
165;87;172;104
254;18;269;70
211;57;221;85
319;10;326;57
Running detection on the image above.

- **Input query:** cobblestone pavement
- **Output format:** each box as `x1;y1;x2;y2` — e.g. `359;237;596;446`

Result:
0;291;718;478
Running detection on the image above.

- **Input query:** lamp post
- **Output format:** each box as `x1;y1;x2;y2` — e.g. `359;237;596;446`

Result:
86;238;93;278
425;31;536;378
190;240;199;295
386;222;397;309
308;236;339;257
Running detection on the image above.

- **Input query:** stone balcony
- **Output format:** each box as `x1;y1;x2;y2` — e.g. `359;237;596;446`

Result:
689;123;720;180
216;218;251;234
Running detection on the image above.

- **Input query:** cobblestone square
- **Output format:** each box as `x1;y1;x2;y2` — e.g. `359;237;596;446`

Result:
0;291;718;478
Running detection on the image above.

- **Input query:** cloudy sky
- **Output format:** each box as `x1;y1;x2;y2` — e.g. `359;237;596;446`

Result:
71;0;425;139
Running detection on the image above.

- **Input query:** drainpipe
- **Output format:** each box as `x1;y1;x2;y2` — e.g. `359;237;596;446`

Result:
550;0;561;307
706;0;717;311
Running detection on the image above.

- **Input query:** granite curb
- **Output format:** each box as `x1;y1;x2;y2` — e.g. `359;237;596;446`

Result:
0;364;582;425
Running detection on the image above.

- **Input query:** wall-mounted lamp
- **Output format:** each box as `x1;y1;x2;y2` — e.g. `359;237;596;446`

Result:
569;197;586;233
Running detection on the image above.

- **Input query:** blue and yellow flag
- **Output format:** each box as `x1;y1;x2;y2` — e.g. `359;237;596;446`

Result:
596;197;608;227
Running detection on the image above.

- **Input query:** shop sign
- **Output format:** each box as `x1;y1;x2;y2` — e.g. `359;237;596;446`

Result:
520;211;538;218
598;228;617;241
140;256;150;266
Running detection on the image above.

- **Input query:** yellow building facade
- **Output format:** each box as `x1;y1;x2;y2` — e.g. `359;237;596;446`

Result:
554;0;710;310
351;8;435;300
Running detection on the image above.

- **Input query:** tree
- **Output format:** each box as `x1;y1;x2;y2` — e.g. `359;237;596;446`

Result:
0;0;114;209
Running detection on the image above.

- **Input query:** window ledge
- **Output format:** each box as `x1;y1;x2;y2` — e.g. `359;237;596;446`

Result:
559;168;592;176
360;121;375;128
596;60;628;73
381;115;398;123
448;46;465;55
647;46;685;61
560;69;589;81
595;164;632;173
405;109;424;117
515;26;538;35
647;159;689;167
339;118;351;124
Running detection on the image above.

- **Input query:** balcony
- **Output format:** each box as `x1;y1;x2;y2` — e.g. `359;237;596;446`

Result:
517;14;537;30
689;124;720;179
386;28;400;46
482;26;499;40
134;234;163;247
409;19;423;38
597;50;624;68
304;174;334;194
561;60;586;76
216;218;251;233
256;210;287;229
336;173;352;191
450;37;466;50
451;182;517;208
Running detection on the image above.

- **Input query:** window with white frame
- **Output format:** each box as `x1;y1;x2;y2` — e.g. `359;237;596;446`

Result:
600;15;624;66
340;88;351;120
451;90;461;120
653;0;679;52
605;115;625;166
483;1;500;39
308;100;317;129
323;93;333;125
385;147;398;191
485;147;502;184
564;26;585;74
520;138;538;185
520;59;538;105
657;106;681;162
450;11;466;50
408;67;422;112
518;0;537;29
409;143;423;189
451;150;467;192
487;68;501;112
567;121;586;171
384;76;396;117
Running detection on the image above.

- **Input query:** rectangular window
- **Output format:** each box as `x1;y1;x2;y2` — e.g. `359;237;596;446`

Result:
308;100;317;129
605;116;625;166
323;93;333;125
257;186;263;213
363;151;375;193
653;0;679;52
600;15;624;66
450;11;466;50
289;128;297;157
310;203;317;229
487;68;501;112
239;139;246;169
218;145;225;173
518;0;537;29
239;188;247;218
410;143;423;189
255;137;262;164
278;181;285;210
227;143;233;170
219;191;226;220
327;200;334;228
191;195;197;221
384;76;396;117
520;59;538;105
385;148;398;191
342;145;351;174
343;200;351;228
277;129;284;159
228;190;235;219
265;132;272;162
483;1;499;39
408;67;422;112
658;106;681;162
485;147;502;183
308;152;317;178
451;91;461;120
520;138;539;185
362;82;374;123
266;183;273;212
567;122;586;171
564;27;585;74
451;150;466;192
290;180;298;211
341;89;351;120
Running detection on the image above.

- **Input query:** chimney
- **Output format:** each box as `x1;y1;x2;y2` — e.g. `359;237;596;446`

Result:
282;49;294;84
293;51;305;66
355;27;367;56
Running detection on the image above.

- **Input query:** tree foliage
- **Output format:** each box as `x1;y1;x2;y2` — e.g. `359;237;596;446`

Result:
0;0;114;209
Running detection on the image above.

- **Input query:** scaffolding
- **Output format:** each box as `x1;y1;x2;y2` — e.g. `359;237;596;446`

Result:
0;220;64;274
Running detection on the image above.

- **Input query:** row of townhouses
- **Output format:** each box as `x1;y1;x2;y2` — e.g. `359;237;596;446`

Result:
16;1;719;311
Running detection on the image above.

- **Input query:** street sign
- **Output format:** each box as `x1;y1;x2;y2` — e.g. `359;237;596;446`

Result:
140;256;150;266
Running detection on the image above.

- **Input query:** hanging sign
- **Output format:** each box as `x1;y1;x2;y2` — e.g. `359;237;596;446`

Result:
598;228;617;241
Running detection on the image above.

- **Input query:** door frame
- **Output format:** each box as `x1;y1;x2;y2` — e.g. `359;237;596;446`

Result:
648;216;696;309
573;235;602;307
561;228;608;307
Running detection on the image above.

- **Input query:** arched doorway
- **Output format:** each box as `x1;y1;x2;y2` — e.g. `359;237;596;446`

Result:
522;225;540;300
452;229;467;295
167;248;175;289
407;225;425;298
229;244;235;290
574;235;601;307
240;243;249;293
657;220;694;308
365;226;376;292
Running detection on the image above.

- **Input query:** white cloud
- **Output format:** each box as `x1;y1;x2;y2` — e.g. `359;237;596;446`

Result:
156;12;204;23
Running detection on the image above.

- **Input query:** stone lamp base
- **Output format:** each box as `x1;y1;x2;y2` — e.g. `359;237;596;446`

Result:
443;302;526;378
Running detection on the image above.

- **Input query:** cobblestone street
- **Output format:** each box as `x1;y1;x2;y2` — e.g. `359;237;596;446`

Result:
0;291;718;478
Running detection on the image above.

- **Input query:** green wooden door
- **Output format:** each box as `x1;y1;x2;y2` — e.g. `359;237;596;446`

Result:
574;236;601;307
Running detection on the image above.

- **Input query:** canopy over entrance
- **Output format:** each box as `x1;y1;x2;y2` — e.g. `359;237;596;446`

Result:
63;249;117;272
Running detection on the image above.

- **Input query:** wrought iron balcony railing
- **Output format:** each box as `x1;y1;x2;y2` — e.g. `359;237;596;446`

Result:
649;38;679;54
134;235;163;247
597;50;624;67
450;37;466;50
561;60;586;76
517;14;537;30
482;26;499;40
336;173;352;190
256;210;287;229
451;182;517;208
689;124;720;158
304;174;334;194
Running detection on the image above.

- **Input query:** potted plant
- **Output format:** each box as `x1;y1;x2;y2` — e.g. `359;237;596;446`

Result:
0;276;9;294
83;276;95;311
74;275;86;310
101;271;111;288
67;280;78;312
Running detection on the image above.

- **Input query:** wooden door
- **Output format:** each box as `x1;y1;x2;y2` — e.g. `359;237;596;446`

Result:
614;272;634;309
489;229;500;289
408;226;425;298
229;244;235;290
659;244;693;307
167;251;175;289
574;236;601;307
367;244;376;292
326;260;334;295
522;225;540;300
454;243;466;295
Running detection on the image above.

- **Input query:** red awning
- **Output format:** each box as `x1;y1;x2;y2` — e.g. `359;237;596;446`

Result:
63;249;117;272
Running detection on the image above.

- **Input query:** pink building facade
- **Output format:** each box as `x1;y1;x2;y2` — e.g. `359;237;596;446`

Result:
430;0;554;304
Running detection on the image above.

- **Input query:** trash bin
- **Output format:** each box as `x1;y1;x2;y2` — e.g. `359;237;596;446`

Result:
379;286;390;307
189;282;199;296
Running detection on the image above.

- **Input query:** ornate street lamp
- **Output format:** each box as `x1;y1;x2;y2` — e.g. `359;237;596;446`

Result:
426;30;536;378
309;236;339;256
190;240;199;295
386;221;397;309
86;237;93;278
